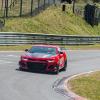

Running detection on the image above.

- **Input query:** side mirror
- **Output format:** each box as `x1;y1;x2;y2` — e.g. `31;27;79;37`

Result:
25;49;28;52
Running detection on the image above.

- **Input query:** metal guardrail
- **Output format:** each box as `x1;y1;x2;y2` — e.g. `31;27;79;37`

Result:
0;33;100;45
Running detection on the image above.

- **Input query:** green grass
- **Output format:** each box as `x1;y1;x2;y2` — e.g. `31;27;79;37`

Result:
0;45;32;51
69;71;100;100
0;44;100;51
0;5;100;35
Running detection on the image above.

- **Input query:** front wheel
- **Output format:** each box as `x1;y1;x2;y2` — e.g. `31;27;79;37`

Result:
54;65;59;74
62;60;67;71
19;67;26;71
19;67;23;71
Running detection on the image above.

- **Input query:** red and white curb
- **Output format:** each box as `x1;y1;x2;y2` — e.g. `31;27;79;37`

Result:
64;70;99;100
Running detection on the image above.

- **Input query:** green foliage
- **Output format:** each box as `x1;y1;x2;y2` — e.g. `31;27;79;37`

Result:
92;0;100;2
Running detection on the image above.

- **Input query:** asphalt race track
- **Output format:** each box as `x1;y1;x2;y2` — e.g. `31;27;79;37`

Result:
0;50;100;100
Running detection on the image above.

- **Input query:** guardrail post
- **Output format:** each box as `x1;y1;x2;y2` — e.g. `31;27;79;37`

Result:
1;0;4;9
20;0;23;17
73;0;75;13
38;0;40;12
31;0;34;16
5;0;9;17
53;0;56;5
44;0;46;9
48;0;50;6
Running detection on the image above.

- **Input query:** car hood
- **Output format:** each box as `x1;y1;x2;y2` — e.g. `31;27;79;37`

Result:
25;52;55;58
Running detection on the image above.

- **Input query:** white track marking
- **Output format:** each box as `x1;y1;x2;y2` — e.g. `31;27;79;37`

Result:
0;60;13;64
6;55;19;58
0;55;19;58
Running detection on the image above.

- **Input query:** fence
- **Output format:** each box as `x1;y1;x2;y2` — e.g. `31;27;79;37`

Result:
0;0;60;17
0;33;100;45
95;7;100;23
0;0;100;18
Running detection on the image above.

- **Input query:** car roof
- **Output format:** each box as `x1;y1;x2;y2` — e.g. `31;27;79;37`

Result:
32;44;59;48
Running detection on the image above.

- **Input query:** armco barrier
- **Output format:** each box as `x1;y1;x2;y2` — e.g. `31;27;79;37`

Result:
0;33;100;45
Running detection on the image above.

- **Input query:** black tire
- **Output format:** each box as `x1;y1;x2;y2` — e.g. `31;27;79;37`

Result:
19;67;25;71
19;67;23;71
62;60;67;71
54;65;59;74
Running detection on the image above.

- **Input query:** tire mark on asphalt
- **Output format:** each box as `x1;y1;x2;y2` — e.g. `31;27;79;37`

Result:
52;77;74;100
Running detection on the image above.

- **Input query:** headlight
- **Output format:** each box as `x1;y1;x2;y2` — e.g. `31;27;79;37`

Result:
47;59;55;63
21;57;28;61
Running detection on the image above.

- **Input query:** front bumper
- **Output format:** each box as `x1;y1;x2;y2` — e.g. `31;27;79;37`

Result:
19;60;58;72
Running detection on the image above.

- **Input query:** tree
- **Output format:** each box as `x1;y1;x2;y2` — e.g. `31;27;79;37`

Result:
93;0;100;2
61;0;72;4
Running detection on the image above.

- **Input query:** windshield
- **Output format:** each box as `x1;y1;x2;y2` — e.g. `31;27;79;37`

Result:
29;46;57;55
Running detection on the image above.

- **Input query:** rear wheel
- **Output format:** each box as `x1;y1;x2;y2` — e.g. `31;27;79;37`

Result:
62;60;67;71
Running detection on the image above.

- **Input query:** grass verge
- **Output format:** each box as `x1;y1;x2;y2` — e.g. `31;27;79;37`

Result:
68;71;100;100
0;44;100;51
0;45;32;51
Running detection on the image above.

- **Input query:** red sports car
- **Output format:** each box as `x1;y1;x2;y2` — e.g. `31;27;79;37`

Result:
19;45;67;74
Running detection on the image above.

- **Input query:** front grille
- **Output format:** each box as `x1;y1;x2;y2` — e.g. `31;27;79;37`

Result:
27;62;47;71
